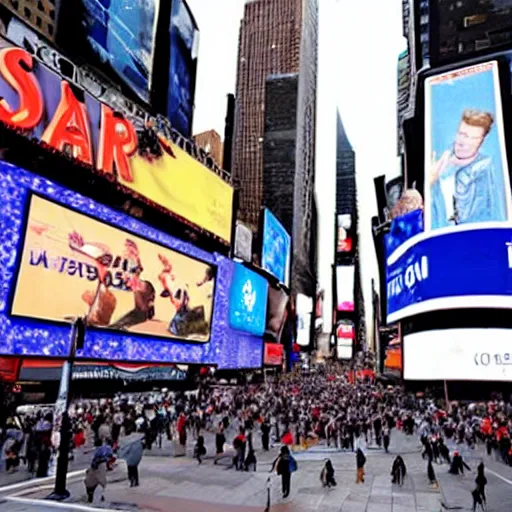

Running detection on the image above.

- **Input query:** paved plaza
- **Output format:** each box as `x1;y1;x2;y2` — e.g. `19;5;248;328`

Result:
0;430;511;512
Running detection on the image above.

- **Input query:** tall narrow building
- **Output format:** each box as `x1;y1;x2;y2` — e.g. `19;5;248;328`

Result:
233;0;303;227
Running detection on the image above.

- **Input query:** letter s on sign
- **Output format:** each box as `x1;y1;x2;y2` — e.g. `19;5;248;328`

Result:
0;47;44;129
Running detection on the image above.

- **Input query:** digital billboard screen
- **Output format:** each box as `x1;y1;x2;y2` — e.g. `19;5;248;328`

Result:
264;286;289;342
404;328;512;381
261;210;291;286
167;0;198;137
336;266;355;312
264;342;283;366
229;264;268;336
424;61;512;232
12;195;215;343
296;294;313;347
57;0;158;104
337;214;353;253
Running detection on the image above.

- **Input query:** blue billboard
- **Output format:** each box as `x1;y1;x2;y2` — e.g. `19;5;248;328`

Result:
261;209;291;286
386;225;512;323
0;161;261;368
167;0;198;137
229;264;268;336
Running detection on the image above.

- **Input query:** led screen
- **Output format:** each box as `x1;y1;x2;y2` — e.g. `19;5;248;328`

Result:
404;328;512;381
264;342;283;366
336;266;355;312
264;286;289;342
386;225;512;323
424;61;512;232
167;0;198;136
261;209;291;286
57;0;158;103
336;344;353;360
296;294;313;347
229;264;268;336
12;195;215;343
337;214;353;253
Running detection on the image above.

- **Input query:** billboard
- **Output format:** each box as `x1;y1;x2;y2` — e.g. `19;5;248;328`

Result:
424;62;512;232
12;195;215;342
57;0;159;104
337;214;353;253
167;0;198;137
296;294;313;347
0;32;233;243
229;264;268;336
264;287;289;342
263;343;283;366
336;344;353;360
336;320;355;341
336;266;355;312
0;161;259;367
404;328;512;381
261;209;291;286
234;222;253;263
386;225;512;323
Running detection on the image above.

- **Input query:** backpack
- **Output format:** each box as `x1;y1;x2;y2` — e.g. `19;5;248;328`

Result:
289;455;298;473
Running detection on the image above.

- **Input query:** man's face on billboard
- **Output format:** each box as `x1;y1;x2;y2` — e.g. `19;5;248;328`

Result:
454;121;486;160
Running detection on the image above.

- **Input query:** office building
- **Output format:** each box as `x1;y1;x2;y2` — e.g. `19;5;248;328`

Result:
193;130;224;169
232;0;303;227
336;112;356;216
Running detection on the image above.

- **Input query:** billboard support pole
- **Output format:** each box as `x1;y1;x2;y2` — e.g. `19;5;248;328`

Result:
47;318;84;501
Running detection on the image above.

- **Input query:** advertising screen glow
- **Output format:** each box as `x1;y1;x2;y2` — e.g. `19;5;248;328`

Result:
261;210;291;286
404;328;512;381
386;225;512;323
424;61;512;232
229;264;268;336
12;195;215;342
336;266;355;312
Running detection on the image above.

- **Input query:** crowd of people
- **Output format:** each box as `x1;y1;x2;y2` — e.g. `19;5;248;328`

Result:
1;364;511;505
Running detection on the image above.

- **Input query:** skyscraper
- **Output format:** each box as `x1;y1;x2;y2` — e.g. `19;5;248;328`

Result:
233;0;303;227
335;113;356;216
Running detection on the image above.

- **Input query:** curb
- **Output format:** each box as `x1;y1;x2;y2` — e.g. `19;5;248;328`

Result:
0;469;86;495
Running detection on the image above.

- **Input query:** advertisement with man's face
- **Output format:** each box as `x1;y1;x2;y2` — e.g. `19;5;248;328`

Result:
12;195;215;342
425;61;512;232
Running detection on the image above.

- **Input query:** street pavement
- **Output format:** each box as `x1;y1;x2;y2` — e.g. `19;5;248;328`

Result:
1;429;511;512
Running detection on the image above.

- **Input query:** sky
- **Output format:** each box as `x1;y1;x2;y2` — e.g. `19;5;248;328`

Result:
188;0;407;345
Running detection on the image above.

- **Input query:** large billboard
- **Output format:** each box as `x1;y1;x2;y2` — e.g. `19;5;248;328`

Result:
336;265;355;312
337;214;353;253
261;209;291;286
404;328;512;381
296;294;313;347
0;30;233;243
424;61;512;232
12;195;215;342
0;162;260;368
229;264;268;337
57;0;158;104
264;286;289;342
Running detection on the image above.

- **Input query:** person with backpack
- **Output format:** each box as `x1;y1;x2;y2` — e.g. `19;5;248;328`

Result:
271;445;297;498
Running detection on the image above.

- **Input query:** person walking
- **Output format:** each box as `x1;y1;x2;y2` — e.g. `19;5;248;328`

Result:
261;418;271;451
84;442;114;503
356;448;366;484
118;435;144;488
271;445;296;498
383;426;390;454
194;435;206;465
427;459;438;489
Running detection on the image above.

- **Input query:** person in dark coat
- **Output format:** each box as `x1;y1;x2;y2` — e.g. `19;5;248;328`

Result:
261;419;271;451
449;451;471;475
472;462;487;511
383;426;390;454
118;435;144;487
438;438;451;465
194;435;207;464
320;459;337;488
271;445;293;498
391;455;407;486
215;422;226;456
356;448;366;484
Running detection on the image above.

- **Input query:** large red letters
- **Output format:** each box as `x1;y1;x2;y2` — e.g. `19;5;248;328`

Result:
0;47;43;129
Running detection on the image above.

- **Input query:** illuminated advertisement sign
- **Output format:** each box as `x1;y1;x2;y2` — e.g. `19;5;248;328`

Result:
168;0;199;137
263;343;284;366
336;320;355;340
234;222;253;263
0;161;260;368
0;32;233;243
229;264;268;336
261;210;291;286
265;287;289;342
12;195;215;342
424;62;512;232
386;225;512;323
337;214;353;253
336;344;353;360
296;294;313;347
336;266;355;312
404;328;512;381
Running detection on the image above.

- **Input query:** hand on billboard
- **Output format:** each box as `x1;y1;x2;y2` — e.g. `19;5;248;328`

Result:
430;151;450;185
69;231;85;250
